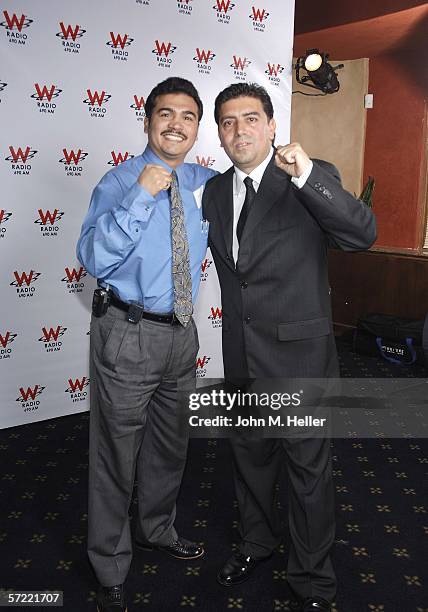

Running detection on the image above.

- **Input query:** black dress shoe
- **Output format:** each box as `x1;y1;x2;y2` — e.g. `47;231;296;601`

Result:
96;584;127;612
135;537;204;559
217;552;269;587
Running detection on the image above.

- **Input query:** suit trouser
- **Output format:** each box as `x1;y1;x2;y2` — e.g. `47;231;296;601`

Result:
87;304;198;587
231;435;336;602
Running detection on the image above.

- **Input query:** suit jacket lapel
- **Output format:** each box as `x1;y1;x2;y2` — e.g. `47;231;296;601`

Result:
240;155;291;242
212;166;234;261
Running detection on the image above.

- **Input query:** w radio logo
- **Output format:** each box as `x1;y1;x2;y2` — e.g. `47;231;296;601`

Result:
6;146;37;165
200;257;212;282
0;331;17;347
213;0;234;13
62;266;87;294
35;209;64;225
35;209;65;237
193;48;216;75
1;11;33;44
56;22;85;53
59;148;88;177
11;270;41;298
266;62;285;85
209;306;222;328
16;385;45;406
153;40;177;68
153;40;177;57
196;355;211;369
108;151;134;166
84;89;111;106
38;325;67;353
194;48;216;64
213;0;235;23
0;331;17;360
250;7;269;31
107;32;134;61
11;270;41;286
1;11;33;31
107;32;134;48
130;95;146;121
83;89;111;119
31;84;62;115
201;258;213;273
39;325;67;343
251;7;269;21
196;355;211;377
230;56;251;81
63;267;86;282
131;95;145;111
60;149;85;164
31;84;62;101
56;22;86;40
66;377;90;403
231;56;251;71
196;155;215;168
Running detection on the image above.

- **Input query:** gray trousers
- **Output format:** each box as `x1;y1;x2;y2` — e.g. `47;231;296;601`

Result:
87;304;198;587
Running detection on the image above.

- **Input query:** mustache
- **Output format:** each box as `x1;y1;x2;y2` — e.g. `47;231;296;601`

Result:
161;130;187;139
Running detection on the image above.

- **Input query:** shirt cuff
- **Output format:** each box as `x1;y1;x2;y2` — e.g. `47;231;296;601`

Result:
120;182;156;222
291;160;313;189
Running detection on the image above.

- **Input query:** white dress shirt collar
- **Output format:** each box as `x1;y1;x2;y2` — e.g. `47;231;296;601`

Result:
233;147;274;195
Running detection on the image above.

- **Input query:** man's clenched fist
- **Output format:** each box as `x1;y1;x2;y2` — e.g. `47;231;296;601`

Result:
274;143;311;178
138;164;172;197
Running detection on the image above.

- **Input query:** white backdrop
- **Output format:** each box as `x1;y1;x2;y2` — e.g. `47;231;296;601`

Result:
0;0;295;428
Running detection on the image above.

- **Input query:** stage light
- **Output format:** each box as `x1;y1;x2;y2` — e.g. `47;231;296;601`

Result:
295;49;344;94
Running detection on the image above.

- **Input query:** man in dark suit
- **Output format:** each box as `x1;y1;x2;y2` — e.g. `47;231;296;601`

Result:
202;83;376;612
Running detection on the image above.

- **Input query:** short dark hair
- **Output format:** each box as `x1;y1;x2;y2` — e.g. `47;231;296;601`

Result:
214;82;274;125
145;77;203;122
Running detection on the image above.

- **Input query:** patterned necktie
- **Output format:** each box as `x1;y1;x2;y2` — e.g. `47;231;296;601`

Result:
236;176;256;244
169;171;193;327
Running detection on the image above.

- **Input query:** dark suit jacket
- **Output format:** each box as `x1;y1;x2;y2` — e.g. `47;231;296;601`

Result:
202;157;377;379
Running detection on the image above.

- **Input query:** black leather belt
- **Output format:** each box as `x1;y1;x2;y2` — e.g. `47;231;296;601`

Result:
109;292;181;325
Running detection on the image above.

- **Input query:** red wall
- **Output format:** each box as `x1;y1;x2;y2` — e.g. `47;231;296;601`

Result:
364;52;426;250
295;0;427;33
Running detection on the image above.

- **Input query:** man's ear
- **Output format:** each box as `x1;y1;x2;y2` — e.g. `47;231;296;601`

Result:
144;117;149;134
269;118;276;142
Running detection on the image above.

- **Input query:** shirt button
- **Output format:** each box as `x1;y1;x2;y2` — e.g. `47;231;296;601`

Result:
145;206;150;211
240;281;248;289
245;316;251;324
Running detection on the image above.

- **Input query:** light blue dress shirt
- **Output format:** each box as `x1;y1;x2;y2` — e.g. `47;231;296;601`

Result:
77;146;217;313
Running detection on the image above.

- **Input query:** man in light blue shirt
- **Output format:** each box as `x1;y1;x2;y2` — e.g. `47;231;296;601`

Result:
77;77;216;612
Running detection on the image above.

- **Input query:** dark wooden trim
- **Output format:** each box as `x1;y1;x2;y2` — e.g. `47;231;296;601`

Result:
328;250;428;327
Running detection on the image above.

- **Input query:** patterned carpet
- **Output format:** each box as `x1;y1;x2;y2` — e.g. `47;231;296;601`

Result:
0;341;427;612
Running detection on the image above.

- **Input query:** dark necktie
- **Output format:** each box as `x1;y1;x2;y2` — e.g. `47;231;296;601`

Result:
236;176;256;244
169;171;192;327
